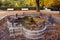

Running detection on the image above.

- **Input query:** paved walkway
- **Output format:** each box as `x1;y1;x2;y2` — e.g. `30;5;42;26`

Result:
0;10;59;16
0;10;60;40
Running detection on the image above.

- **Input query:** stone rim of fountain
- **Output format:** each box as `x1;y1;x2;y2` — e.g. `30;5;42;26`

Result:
23;26;47;33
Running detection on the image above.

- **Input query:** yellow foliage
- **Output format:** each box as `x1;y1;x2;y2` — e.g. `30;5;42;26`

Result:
44;0;60;7
25;0;36;7
44;0;54;7
51;0;60;7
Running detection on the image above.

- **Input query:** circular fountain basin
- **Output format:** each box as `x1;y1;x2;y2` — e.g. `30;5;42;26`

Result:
23;26;47;39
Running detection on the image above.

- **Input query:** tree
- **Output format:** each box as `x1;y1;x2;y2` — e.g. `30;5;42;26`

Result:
36;0;40;12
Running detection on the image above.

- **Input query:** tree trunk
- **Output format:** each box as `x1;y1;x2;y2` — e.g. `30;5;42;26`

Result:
36;0;40;12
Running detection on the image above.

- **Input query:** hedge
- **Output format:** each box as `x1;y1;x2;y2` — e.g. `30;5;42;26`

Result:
0;7;44;10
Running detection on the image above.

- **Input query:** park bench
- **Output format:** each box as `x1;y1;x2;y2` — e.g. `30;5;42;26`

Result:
21;8;29;11
45;8;51;11
7;8;14;11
